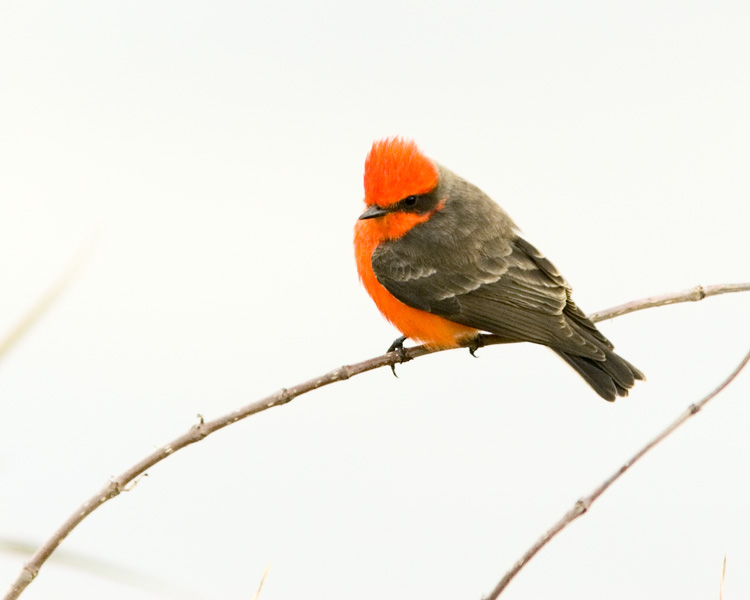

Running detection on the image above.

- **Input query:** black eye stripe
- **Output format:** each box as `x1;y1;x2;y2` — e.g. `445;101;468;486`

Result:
396;192;440;214
391;190;439;215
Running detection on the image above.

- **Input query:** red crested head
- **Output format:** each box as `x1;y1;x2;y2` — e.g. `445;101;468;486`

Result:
363;138;439;208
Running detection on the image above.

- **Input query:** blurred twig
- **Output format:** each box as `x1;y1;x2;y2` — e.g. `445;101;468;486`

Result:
0;241;92;363
251;562;271;600
0;538;200;600
482;348;750;600
3;281;749;600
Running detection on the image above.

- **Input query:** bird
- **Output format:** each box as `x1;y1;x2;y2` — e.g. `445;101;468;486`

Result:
354;137;644;401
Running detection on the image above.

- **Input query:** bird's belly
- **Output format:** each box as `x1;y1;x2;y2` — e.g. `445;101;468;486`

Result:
370;281;477;349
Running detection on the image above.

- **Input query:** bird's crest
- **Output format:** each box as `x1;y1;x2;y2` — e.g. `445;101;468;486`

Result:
364;137;439;208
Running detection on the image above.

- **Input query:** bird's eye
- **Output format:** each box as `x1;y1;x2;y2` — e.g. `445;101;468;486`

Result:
403;195;418;206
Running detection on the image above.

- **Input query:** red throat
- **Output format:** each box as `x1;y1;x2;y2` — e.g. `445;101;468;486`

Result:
364;138;439;207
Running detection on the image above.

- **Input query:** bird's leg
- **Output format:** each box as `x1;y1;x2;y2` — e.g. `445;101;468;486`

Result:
387;335;408;377
468;334;485;358
387;335;407;353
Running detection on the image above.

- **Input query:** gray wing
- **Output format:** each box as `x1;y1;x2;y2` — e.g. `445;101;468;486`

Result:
371;234;611;359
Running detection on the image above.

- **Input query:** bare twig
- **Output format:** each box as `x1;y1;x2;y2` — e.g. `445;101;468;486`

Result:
3;281;749;600
482;347;750;600
588;283;750;323
720;555;727;600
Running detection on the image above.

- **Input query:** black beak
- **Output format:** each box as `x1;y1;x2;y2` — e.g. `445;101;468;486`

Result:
358;205;389;220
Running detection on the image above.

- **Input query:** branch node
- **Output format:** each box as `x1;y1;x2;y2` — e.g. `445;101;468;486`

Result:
267;388;292;408
690;403;702;415
574;497;591;515
190;421;210;440
103;479;124;500
337;365;353;381
20;564;37;583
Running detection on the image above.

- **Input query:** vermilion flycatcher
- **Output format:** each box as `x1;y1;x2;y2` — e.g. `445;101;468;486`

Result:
354;137;644;401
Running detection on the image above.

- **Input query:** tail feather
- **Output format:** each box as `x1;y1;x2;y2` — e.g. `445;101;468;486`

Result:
553;346;645;402
552;298;645;401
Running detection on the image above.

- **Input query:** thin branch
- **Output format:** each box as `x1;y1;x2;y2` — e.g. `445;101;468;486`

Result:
3;281;749;600
482;346;750;600
588;283;750;323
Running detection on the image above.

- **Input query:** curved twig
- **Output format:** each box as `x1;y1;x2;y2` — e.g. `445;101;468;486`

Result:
482;345;750;599
588;282;750;322
3;282;749;600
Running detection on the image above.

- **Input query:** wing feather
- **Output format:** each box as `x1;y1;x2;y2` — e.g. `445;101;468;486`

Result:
372;232;605;358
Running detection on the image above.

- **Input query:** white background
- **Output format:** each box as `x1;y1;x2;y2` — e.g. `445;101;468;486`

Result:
1;1;749;599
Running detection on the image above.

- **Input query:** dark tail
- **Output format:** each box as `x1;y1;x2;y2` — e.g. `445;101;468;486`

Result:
553;346;645;402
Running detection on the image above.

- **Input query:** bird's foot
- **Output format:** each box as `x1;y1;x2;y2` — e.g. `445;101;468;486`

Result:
468;334;485;358
387;336;408;377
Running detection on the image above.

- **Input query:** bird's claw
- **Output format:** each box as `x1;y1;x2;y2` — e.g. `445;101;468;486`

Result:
468;334;484;358
387;336;408;377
